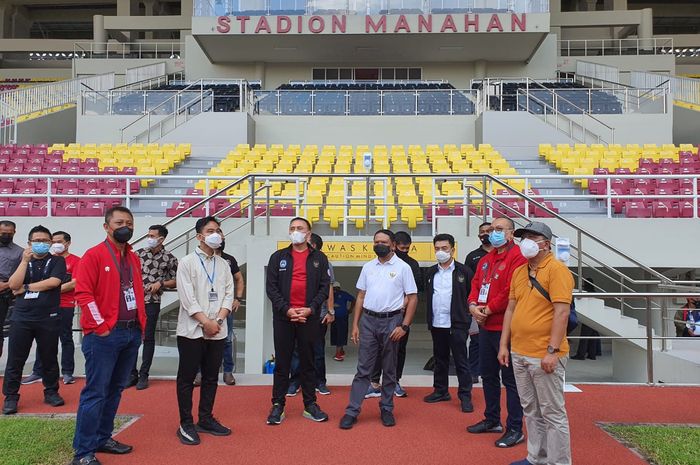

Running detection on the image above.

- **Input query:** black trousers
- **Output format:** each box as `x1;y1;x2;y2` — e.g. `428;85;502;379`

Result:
575;324;601;358
371;326;409;384
33;307;76;376
176;336;225;425
3;318;60;400
272;317;318;407
133;303;161;378
431;327;473;401
0;291;13;356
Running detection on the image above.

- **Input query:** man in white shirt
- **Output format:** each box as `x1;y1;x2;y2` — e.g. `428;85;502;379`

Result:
339;230;418;430
175;216;234;446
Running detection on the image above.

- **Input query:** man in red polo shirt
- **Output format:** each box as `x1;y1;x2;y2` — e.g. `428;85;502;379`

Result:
466;217;526;449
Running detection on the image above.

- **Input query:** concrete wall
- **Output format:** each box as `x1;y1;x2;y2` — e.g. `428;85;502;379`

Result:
673;105;700;145
17;107;77;145
254;115;477;146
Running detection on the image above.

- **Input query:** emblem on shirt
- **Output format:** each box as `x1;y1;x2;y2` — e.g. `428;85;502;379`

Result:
481;262;488;271
313;260;320;268
105;266;110;272
280;259;287;269
498;264;506;271
457;274;465;283
389;272;396;278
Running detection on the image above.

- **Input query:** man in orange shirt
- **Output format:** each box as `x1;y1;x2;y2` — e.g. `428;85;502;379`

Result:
499;222;573;465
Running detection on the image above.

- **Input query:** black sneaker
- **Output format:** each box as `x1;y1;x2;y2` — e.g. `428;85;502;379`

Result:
177;423;201;445
136;375;149;390
2;398;18;415
126;374;138;388
303;403;329;422
196;417;232;436
423;391;451;403
266;403;285;425
467;419;504;434
461;398;474;413
96;438;133;454
496;429;525;448
339;414;357;430
380;409;396;427
44;392;65;407
70;454;102;465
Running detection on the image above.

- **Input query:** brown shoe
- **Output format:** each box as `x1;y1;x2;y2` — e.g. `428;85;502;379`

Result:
193;373;202;387
223;372;236;386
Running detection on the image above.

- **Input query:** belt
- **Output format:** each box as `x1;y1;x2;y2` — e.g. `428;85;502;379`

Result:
363;308;403;318
114;320;140;329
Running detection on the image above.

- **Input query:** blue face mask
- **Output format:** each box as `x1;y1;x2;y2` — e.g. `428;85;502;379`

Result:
31;242;51;255
489;230;507;248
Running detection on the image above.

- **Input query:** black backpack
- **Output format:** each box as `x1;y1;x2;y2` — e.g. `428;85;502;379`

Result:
528;276;579;334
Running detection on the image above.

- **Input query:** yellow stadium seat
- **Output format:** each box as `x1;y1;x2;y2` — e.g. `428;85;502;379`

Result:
400;206;424;229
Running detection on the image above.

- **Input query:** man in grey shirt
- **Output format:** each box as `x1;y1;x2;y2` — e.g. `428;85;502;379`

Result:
0;220;24;357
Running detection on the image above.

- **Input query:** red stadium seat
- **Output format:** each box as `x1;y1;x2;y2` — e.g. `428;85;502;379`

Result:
625;201;652;218
651;200;679;218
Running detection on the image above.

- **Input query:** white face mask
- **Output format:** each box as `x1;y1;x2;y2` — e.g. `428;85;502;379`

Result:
435;250;452;264
49;243;65;255
204;232;222;249
145;237;160;249
289;230;307;245
519;238;542;259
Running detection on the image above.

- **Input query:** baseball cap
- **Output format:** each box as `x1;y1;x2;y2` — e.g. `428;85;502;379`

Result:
513;221;553;241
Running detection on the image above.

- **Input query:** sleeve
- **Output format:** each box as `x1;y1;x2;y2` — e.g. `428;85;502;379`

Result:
49;257;67;283
403;263;418;295
167;253;178;281
509;266;524;300
411;260;424;293
220;261;235;311
548;264;574;304
328;263;335;282
75;250;107;331
488;252;528;315
229;256;240;276
265;252;289;317
356;264;368;291
468;259;484;304
308;255;330;315
176;257;206;317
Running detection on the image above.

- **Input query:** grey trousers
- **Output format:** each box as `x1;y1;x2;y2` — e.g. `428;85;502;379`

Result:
345;311;403;417
512;352;572;465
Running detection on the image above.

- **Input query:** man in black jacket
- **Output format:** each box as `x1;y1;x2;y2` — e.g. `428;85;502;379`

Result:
265;217;330;426
423;233;475;413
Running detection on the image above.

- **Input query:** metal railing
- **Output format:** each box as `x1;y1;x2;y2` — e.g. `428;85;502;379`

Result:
0;100;18;145
252;89;479;116
576;60;619;85
126;62;166;85
194;0;549;16
558;38;673;57
631;70;700;107
73;42;181;59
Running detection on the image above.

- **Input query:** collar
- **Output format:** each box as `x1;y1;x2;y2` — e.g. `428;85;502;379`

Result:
438;260;455;273
105;237;131;255
529;252;553;270
196;246;215;260
375;253;397;266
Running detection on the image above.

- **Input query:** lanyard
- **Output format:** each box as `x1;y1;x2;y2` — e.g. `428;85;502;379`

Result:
104;240;132;285
197;253;216;291
28;258;52;282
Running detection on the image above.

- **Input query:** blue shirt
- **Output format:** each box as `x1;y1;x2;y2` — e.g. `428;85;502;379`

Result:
333;290;355;319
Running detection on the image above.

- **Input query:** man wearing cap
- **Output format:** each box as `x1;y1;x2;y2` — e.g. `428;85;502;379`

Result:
499;222;574;465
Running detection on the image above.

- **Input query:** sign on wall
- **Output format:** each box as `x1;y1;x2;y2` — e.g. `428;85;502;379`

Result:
277;241;457;262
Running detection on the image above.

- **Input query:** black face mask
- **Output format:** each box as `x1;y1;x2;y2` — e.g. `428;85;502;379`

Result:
373;244;391;258
395;250;409;258
220;240;226;252
0;234;12;245
113;226;134;244
479;234;491;246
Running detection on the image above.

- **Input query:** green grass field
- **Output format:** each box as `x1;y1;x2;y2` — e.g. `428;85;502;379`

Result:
607;424;700;465
0;416;131;465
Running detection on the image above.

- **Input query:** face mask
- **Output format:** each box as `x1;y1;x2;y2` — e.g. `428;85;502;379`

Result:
395;250;409;258
519;238;542;259
479;234;491;246
145;237;160;249
489;230;507;248
220;239;226;252
204;232;222;249
0;234;12;245
373;244;391;258
289;230;307;245
113;226;133;244
49;243;65;255
435;250;452;264
31;242;51;255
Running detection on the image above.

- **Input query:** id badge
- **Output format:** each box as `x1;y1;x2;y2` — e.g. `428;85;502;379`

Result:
208;290;219;302
123;287;137;311
24;291;40;300
477;283;490;304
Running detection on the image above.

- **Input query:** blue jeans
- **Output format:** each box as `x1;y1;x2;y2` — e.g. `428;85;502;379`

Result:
73;327;141;459
222;313;235;373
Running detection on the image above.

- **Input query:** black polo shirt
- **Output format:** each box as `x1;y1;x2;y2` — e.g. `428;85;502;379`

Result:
11;255;66;321
464;246;490;274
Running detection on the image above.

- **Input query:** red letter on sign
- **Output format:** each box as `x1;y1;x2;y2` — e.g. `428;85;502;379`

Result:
235;16;250;33
366;15;387;33
255;16;272;33
277;15;291;33
216;16;230;33
440;15;457;33
464;14;479;32
332;15;346;33
511;13;526;32
309;16;325;33
394;15;410;33
418;14;432;33
487;14;503;32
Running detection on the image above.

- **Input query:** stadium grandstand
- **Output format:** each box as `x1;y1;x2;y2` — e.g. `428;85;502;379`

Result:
0;0;699;463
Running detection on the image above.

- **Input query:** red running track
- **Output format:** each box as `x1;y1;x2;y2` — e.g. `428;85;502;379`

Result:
4;379;699;465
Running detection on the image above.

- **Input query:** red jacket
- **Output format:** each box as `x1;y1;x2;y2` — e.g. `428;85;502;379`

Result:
76;238;146;336
468;241;527;331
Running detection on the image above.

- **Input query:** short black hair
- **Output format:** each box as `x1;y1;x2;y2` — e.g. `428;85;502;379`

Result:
478;222;492;229
289;217;311;230
149;225;169;238
374;229;395;242
53;231;71;242
309;233;323;250
28;225;51;241
195;216;220;234
0;220;16;229
105;206;133;223
433;233;455;248
494;217;515;229
394;231;412;246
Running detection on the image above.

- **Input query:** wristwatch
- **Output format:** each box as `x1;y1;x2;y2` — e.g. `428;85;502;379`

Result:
546;345;560;354
400;324;410;332
327;308;335;316
216;317;224;325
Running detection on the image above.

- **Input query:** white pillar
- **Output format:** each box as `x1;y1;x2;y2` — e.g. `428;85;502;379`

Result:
93;15;107;54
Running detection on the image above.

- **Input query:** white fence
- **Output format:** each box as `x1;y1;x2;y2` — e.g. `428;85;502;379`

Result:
126;62;166;85
631;71;700;106
576;60;620;86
